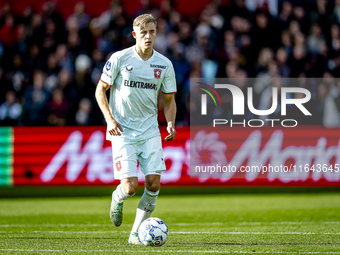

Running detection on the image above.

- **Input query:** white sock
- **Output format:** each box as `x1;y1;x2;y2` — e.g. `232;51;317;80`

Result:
113;184;134;203
131;188;159;233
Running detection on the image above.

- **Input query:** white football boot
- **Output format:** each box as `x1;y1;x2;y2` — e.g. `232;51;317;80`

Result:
128;232;142;245
110;192;123;227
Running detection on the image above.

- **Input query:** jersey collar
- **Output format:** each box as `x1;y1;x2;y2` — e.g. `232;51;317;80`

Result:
133;46;155;63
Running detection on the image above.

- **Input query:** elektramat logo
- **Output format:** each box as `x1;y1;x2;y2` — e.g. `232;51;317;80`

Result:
198;82;312;128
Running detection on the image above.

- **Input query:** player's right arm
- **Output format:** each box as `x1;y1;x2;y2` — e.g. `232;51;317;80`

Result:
95;80;123;136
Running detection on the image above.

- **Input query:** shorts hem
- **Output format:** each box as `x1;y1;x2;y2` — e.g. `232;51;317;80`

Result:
116;172;138;180
144;170;164;176
107;134;161;142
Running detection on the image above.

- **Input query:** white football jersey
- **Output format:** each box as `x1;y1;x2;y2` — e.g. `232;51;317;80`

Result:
100;46;177;142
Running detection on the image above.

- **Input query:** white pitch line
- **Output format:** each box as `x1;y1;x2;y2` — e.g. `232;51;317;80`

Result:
0;222;339;227
0;231;130;234
0;249;340;254
172;221;340;226
1;230;340;235
0;224;112;227
173;231;340;235
236;221;340;226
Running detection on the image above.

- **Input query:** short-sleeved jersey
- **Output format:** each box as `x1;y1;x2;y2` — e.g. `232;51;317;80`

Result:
100;46;177;142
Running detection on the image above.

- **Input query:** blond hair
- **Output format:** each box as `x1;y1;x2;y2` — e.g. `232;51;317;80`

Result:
133;14;157;30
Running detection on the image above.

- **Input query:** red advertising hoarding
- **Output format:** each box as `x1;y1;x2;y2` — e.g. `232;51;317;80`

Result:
0;126;339;187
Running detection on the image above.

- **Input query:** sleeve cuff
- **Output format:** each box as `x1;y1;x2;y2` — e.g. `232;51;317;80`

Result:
100;79;112;87
162;91;177;94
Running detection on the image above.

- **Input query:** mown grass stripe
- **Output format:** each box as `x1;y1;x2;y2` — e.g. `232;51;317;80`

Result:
1;230;340;235
0;222;339;227
0;249;340;254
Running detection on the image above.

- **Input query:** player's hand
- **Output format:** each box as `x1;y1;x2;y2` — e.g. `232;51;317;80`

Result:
108;119;123;136
165;123;176;141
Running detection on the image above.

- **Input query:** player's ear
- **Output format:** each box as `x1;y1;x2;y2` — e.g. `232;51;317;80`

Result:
132;30;136;39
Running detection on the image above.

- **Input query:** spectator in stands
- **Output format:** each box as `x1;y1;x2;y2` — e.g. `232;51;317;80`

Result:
293;5;309;35
57;68;77;102
153;18;169;55
42;2;65;39
309;0;330;34
293;31;306;48
46;88;71;126
42;19;59;56
254;47;274;78
0;13;15;47
55;44;73;72
44;53;60;92
170;43;191;121
288;45;307;77
11;54;27;95
1;0;340;126
22;70;50;126
329;24;340;58
14;24;28;56
67;1;90;31
97;1;123;31
245;0;278;17
251;12;277;56
308;23;326;55
278;1;293;24
276;47;290;78
280;30;293;56
74;54;94;101
0;91;22;126
91;48;105;85
316;81;340;127
330;0;340;24
75;98;93;125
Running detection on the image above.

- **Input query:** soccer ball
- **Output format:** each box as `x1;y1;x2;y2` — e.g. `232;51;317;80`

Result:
138;217;169;246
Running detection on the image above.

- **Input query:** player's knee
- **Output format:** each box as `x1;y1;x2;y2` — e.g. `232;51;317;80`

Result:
123;184;138;196
146;182;160;192
121;177;138;196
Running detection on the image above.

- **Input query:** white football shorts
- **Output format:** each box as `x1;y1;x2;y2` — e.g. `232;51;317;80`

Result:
111;135;166;180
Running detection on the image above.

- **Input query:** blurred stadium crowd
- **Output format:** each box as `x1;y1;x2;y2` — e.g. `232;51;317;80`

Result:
1;0;340;127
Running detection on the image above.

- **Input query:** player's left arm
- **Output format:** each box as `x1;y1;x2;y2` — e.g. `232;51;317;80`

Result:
163;93;177;141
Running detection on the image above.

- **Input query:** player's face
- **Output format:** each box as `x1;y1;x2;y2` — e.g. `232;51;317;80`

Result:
133;22;157;50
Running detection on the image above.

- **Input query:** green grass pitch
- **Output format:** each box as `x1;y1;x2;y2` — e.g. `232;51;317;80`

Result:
0;190;340;254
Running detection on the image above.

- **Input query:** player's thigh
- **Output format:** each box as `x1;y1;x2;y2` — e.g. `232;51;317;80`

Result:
111;141;138;180
138;136;166;175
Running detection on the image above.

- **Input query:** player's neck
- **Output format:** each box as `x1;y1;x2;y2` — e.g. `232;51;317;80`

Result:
135;45;153;61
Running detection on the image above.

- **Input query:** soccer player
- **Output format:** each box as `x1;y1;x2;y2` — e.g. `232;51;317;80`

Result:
95;14;177;245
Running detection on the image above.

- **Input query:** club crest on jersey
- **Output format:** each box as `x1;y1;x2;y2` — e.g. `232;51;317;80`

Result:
116;161;122;171
105;61;112;71
154;69;162;79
